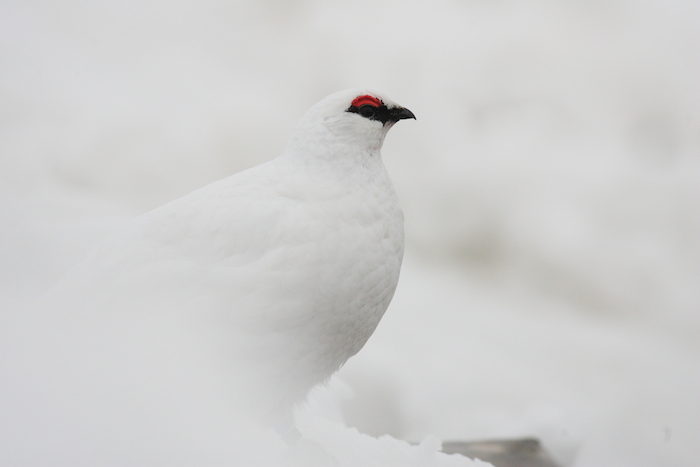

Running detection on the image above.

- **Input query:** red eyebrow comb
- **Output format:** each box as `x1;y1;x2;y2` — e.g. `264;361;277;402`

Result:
351;95;382;108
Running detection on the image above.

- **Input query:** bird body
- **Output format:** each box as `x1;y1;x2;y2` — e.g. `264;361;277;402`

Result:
41;89;415;429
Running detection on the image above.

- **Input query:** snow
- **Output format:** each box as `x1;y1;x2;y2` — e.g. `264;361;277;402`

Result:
1;1;699;466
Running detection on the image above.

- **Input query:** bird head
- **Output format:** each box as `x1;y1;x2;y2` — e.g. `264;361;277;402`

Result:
285;90;415;157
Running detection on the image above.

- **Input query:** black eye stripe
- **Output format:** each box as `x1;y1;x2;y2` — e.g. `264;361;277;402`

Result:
346;104;391;124
358;105;375;117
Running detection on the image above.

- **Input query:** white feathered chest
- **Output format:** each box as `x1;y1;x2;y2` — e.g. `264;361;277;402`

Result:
50;89;411;420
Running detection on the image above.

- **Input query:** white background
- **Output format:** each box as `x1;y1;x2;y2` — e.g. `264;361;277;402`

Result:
1;1;699;466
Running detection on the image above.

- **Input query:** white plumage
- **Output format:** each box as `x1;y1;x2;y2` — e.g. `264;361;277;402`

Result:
36;89;415;447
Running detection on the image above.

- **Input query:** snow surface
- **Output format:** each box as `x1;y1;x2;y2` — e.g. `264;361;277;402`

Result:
1;1;699;466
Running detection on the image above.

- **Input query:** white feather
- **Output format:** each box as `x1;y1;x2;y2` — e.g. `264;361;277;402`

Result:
42;89;410;430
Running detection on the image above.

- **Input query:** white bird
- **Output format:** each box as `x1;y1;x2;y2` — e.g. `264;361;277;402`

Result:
19;89;415;456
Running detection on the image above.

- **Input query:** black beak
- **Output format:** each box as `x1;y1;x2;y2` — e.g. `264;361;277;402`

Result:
388;106;416;122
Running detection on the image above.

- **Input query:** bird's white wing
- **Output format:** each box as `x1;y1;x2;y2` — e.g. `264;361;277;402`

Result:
55;160;318;328
49;156;402;409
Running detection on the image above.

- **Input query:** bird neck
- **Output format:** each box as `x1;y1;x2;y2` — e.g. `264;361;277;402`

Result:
281;126;387;174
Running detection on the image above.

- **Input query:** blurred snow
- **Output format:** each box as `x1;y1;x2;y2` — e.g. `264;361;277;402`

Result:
1;1;699;466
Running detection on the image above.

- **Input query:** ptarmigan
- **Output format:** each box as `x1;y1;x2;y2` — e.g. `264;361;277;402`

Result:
21;89;414;458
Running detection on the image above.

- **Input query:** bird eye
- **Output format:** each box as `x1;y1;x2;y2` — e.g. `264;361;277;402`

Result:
358;105;376;118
